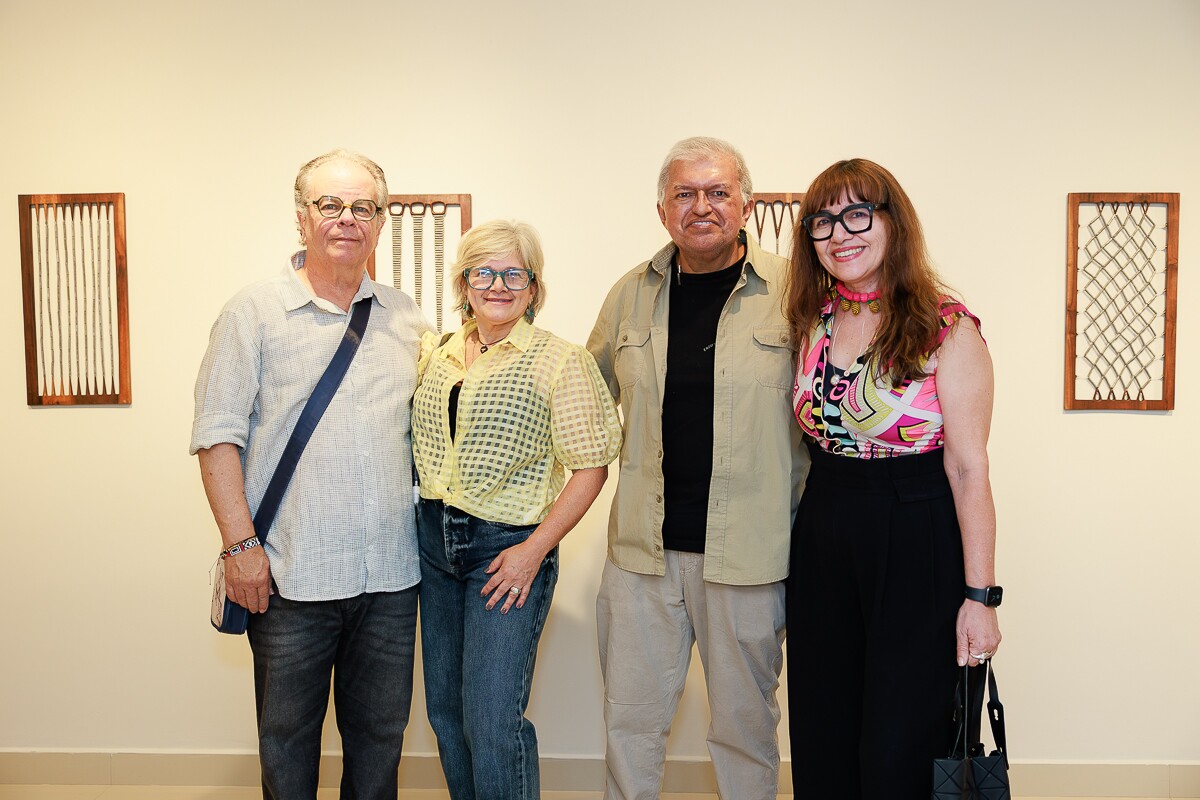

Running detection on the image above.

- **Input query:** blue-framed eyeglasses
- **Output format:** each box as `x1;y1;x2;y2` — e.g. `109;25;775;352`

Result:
802;202;888;241
309;195;382;221
464;266;533;291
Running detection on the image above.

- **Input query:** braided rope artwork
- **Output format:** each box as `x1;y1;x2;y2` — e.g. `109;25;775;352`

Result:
411;203;425;310
1065;193;1178;410
18;193;131;405
389;202;405;292
750;193;804;256
368;195;473;333
433;202;446;332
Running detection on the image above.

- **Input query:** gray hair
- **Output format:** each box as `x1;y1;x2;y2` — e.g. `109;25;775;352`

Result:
656;136;753;206
293;149;388;216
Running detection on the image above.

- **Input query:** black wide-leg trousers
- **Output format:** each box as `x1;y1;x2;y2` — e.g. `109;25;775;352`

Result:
787;443;964;800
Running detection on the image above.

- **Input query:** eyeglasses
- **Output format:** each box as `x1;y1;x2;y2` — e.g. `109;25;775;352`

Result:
309;195;382;221
464;266;533;291
801;202;887;241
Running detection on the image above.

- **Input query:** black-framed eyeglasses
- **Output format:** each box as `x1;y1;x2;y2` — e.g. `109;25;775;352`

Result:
801;202;888;241
309;195;382;221
464;266;533;291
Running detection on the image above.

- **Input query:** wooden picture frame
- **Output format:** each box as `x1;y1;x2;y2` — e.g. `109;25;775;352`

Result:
1064;192;1178;411
18;193;131;406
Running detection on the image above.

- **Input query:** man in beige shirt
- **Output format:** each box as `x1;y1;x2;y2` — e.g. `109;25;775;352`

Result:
587;136;808;799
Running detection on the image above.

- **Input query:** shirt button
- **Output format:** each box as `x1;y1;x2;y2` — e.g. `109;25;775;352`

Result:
656;495;663;503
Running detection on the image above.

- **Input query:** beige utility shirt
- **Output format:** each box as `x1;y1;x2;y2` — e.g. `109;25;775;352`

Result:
586;234;809;585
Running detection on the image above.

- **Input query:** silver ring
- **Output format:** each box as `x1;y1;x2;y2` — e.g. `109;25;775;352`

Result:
971;651;991;661
508;586;521;595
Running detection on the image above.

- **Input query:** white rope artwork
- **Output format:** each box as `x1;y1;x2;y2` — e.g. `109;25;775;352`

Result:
433;202;446;332
19;193;130;405
375;195;472;334
411;203;425;311
389;202;405;293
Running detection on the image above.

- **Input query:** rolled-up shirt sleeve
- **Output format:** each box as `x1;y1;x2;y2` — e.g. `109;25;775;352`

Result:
191;298;261;454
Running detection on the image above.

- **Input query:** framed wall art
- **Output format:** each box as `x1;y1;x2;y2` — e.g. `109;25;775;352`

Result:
18;193;131;406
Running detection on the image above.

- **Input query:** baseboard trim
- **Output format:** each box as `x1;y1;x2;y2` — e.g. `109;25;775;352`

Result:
1;751;1198;797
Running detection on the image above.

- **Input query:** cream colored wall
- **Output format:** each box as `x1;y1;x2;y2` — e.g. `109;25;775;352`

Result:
1;0;1197;766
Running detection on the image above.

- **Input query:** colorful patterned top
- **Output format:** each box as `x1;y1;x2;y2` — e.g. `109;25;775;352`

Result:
792;297;981;459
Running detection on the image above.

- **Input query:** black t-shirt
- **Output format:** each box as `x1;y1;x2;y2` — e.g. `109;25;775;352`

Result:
661;256;743;553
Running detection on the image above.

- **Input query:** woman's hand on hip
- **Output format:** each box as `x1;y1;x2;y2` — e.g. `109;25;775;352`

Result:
482;540;545;614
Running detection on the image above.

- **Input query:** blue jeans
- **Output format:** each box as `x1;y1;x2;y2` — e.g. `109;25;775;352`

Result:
417;498;558;800
246;588;418;800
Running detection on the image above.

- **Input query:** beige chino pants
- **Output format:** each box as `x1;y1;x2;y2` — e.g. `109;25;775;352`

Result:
596;553;786;800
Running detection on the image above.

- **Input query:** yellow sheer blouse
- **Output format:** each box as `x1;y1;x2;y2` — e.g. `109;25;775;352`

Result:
412;319;622;526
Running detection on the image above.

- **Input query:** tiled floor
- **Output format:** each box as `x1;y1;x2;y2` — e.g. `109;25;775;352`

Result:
0;788;1137;800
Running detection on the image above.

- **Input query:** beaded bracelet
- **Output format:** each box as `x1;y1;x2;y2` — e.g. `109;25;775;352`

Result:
221;535;261;559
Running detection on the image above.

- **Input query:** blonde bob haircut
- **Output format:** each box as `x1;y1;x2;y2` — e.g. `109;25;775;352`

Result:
453;219;547;321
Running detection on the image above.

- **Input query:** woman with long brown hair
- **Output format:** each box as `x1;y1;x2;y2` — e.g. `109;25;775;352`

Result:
783;159;1002;798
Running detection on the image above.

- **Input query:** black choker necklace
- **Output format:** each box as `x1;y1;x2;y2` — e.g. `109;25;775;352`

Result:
475;331;505;353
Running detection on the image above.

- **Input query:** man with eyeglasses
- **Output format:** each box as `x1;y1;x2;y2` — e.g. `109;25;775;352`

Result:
191;149;431;799
587;137;809;800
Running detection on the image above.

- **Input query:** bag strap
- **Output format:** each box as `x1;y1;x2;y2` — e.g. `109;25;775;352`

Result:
984;661;1009;768
967;664;988;753
252;297;373;541
949;665;970;759
950;661;1010;767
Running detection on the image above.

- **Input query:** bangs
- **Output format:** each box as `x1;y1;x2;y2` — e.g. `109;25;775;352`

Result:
802;160;890;214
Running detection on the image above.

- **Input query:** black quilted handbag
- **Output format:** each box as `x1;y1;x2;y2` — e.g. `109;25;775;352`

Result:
931;661;1011;799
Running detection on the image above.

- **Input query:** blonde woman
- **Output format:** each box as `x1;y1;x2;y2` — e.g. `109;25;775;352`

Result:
410;220;621;800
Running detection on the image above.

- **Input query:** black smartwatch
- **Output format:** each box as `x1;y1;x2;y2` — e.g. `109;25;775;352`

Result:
964;584;1003;607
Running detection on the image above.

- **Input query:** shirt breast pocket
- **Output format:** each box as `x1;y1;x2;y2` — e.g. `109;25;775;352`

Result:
613;326;650;393
752;325;794;390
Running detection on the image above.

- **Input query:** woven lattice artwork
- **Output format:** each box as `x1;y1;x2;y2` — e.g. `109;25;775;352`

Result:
1065;193;1178;410
367;194;472;333
750;192;804;257
18;193;131;405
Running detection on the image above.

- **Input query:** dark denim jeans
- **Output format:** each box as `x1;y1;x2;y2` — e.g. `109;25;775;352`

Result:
246;587;418;800
417;498;558;800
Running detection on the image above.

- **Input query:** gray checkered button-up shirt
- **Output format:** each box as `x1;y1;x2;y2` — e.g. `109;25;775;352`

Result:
191;252;432;601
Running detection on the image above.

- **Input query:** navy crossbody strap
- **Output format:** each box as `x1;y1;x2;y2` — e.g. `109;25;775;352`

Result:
252;296;373;541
